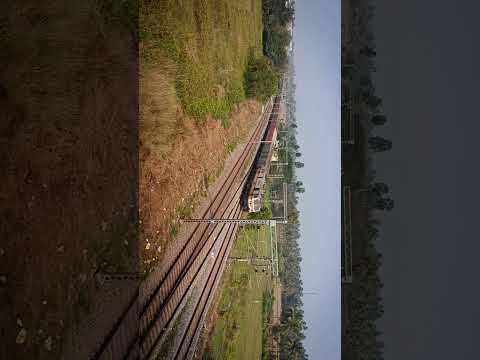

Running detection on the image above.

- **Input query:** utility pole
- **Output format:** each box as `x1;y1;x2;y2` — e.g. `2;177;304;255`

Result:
181;219;287;225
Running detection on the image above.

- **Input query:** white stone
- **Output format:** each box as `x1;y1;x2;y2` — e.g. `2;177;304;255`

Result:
16;328;27;344
44;336;52;351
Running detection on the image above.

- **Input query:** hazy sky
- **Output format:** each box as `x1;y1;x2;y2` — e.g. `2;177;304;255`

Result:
294;1;340;358
373;1;480;358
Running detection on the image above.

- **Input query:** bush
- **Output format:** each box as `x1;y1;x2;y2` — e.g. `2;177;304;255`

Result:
245;57;279;102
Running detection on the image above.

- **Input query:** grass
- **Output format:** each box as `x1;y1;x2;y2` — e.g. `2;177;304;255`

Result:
230;225;272;260
226;141;236;154
139;0;263;143
203;221;274;359
261;290;274;360
139;56;179;156
139;0;267;266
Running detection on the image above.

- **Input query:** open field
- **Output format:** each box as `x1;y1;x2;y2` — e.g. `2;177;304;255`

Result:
139;0;265;271
202;222;274;360
140;0;263;153
230;224;272;260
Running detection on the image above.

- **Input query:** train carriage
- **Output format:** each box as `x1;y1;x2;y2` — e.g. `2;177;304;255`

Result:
243;96;280;213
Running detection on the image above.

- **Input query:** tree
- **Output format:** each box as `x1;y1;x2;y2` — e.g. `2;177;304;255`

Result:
367;224;379;239
368;136;392;152
369;182;389;197
245;56;279;102
278;3;295;25
294;162;304;168
366;95;382;109
263;0;295;26
249;205;273;220
371;114;387;126
368;182;391;210
342;65;357;80
360;46;377;57
360;76;373;91
375;198;394;211
264;25;292;68
294;181;305;193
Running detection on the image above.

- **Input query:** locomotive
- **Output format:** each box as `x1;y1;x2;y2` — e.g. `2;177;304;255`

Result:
242;97;280;213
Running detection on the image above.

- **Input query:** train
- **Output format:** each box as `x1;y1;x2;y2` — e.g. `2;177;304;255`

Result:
242;96;281;213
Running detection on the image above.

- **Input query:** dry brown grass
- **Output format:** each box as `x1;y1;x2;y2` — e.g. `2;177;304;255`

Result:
139;99;261;270
139;58;179;157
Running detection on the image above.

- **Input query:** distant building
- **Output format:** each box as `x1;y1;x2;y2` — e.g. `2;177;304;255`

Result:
271;143;280;162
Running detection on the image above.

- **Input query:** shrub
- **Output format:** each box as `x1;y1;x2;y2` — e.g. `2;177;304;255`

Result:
245;57;279;102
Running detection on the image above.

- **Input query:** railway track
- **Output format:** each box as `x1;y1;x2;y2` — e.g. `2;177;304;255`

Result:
91;97;278;360
172;206;242;360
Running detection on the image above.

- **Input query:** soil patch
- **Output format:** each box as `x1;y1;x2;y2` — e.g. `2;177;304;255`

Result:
139;99;261;272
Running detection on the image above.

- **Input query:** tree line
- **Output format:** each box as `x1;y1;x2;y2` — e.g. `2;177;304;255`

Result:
269;55;309;360
262;0;295;70
342;1;392;359
244;0;295;104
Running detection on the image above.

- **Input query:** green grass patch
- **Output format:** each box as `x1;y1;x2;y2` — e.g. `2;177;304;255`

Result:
204;224;274;359
230;225;272;260
169;223;178;239
261;290;274;360
140;0;263;122
226;142;236;154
